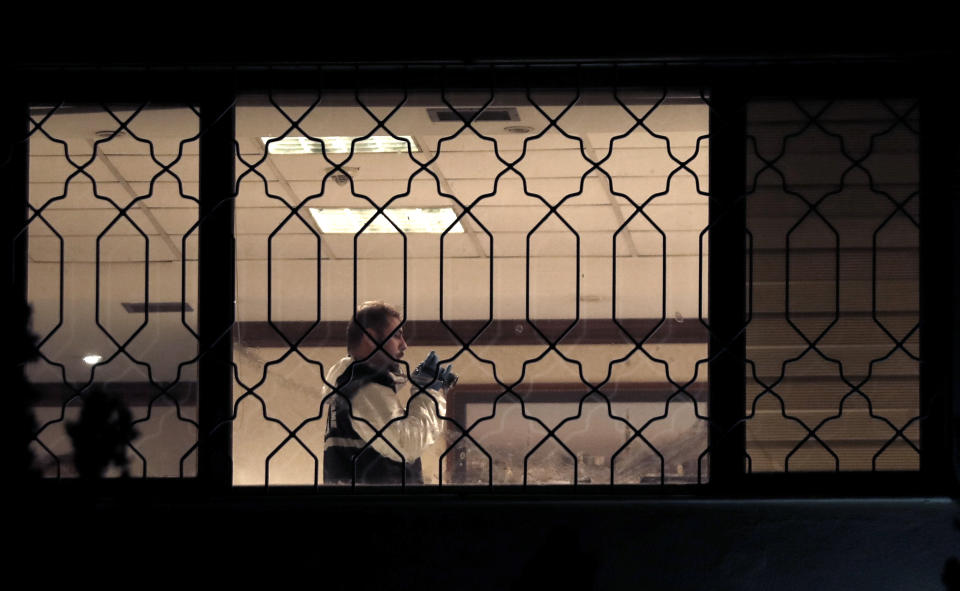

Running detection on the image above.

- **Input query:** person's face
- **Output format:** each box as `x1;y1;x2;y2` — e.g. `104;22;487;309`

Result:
358;316;407;371
378;316;407;367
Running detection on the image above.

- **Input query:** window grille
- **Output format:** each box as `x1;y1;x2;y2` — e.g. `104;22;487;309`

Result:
231;89;711;486
23;103;201;478
7;61;954;494
744;98;921;472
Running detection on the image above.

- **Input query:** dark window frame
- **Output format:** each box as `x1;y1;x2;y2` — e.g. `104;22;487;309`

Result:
6;57;957;498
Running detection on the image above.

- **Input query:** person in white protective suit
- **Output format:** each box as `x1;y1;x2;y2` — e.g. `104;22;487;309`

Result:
322;301;455;485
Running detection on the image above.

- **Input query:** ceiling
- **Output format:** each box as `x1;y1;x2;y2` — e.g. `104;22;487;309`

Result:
24;90;710;385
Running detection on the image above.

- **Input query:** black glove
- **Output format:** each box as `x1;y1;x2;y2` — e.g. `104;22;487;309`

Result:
411;350;458;391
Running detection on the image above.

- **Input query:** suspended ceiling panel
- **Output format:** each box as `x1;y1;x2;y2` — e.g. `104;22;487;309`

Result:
25;91;709;383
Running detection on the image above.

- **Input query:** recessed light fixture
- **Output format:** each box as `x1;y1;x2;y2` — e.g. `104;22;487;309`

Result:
262;136;421;155
309;207;464;234
83;354;102;365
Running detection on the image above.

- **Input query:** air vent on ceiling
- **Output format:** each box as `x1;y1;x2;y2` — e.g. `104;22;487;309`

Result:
427;107;520;123
122;302;193;313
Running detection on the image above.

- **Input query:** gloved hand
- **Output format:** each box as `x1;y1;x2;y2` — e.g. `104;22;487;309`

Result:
411;350;458;391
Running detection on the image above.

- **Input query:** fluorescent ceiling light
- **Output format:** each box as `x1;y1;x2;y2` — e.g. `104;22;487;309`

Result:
309;207;464;234
262;136;420;154
83;354;102;365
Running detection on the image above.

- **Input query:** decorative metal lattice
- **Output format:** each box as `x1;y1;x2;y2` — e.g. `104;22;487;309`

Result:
23;103;201;478
231;88;712;486
14;69;926;487
743;99;921;472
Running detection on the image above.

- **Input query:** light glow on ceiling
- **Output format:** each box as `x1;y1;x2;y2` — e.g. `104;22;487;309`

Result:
309;207;464;234
262;135;421;154
83;354;102;365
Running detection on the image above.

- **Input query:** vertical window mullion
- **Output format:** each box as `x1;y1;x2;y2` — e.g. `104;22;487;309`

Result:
3;93;29;324
918;75;959;492
708;85;748;489
4;90;31;483
198;84;236;489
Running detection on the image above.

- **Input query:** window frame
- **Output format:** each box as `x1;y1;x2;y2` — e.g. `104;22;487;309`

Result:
6;58;956;498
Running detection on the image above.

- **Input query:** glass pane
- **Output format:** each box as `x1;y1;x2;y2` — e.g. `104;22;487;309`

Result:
25;103;200;478
232;89;710;486
744;99;920;472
